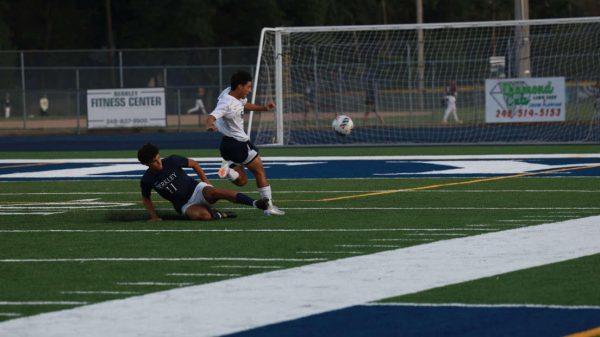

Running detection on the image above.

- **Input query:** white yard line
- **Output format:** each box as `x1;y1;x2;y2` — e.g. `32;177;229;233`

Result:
0;301;87;306
211;265;282;269
0;216;599;337
0;257;325;263
116;282;193;287
2;153;599;164
60;291;139;295
166;273;241;277
0;228;498;233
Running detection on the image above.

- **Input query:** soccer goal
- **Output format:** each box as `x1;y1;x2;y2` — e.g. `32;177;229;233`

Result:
248;17;600;146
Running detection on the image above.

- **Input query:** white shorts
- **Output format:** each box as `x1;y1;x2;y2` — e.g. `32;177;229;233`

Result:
180;182;214;214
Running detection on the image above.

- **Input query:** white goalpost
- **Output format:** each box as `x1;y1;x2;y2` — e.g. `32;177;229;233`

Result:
248;17;600;146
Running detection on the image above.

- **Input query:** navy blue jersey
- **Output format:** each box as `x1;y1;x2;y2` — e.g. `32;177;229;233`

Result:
140;155;199;213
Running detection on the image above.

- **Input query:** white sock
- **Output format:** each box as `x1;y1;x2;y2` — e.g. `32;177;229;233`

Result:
228;167;239;181
257;185;272;203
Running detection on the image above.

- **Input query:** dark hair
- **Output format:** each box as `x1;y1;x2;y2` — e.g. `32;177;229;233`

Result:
230;71;252;90
137;143;159;164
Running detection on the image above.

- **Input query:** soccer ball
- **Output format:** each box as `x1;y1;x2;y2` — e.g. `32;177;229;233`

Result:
332;115;354;136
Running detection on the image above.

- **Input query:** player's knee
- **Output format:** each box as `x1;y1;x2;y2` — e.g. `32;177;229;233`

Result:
186;208;211;221
233;176;248;186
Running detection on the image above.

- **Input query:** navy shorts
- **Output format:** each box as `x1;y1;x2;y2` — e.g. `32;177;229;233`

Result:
219;136;259;165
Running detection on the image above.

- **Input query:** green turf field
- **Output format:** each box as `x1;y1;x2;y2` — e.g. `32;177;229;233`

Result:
0;145;599;322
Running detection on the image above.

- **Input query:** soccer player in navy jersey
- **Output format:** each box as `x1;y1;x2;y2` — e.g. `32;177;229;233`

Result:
137;143;268;221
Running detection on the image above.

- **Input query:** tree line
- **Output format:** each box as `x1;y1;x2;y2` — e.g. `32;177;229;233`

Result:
0;0;598;50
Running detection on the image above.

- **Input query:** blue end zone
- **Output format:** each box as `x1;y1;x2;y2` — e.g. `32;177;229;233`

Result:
227;304;600;337
1;157;599;181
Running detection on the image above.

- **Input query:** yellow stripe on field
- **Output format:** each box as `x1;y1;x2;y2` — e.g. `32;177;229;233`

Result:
319;164;600;202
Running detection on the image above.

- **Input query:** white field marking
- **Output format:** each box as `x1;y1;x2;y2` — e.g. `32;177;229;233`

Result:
166;273;241;277
498;220;547;222
60;291;140;295
465;224;491;227
2;153;599;164
0;228;498;234
0;301;87;306
369;238;434;242
0;212;64;215
116;282;193;287
0;257;325;263
296;251;364;254
0;215;598;337
365;303;600;310
211;265;283;269
523;215;576;218
335;244;401;249
2;189;599;196
0;313;20;317
67;207;600;213
406;233;467;237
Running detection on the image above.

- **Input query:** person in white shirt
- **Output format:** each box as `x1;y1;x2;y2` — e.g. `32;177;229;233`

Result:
442;80;462;124
206;71;285;216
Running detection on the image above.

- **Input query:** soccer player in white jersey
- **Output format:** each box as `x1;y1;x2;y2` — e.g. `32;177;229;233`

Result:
206;71;285;216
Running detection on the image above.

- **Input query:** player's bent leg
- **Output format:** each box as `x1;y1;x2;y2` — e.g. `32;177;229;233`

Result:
203;185;269;210
230;165;248;186
185;204;213;221
246;156;268;188
246;155;285;216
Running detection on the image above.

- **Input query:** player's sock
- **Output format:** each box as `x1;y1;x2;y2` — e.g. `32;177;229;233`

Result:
257;185;272;201
228;166;240;181
235;193;255;206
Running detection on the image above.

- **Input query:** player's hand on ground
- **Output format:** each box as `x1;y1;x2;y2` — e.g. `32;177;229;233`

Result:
148;217;162;222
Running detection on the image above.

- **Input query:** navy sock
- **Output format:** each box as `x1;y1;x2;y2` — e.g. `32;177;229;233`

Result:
235;193;255;206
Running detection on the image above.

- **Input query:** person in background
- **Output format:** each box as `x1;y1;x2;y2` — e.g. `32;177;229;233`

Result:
442;80;461;124
39;94;49;117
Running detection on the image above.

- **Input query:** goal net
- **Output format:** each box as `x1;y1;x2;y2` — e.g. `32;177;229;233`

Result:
249;17;600;146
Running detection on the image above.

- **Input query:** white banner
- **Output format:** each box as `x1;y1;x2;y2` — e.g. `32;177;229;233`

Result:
87;88;166;129
485;77;565;123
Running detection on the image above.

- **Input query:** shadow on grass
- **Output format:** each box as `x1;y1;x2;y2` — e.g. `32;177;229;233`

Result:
105;211;187;222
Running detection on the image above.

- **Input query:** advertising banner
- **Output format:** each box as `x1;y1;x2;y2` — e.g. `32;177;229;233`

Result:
485;77;565;123
87;88;166;129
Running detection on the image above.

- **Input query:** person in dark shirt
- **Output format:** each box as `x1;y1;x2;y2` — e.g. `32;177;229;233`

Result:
138;143;269;221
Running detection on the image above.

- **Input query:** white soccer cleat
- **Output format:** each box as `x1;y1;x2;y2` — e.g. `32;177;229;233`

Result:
264;200;285;216
217;160;230;179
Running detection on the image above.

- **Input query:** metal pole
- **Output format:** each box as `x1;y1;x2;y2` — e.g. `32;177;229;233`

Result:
76;69;81;134
177;88;181;132
119;51;124;87
218;48;223;90
274;31;284;145
20;51;26;129
515;0;531;77
417;0;425;110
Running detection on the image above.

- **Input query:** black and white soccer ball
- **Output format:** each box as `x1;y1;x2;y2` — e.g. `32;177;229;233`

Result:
332;115;354;136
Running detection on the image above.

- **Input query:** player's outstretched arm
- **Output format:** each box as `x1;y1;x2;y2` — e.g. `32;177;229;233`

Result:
244;102;275;112
142;196;162;221
188;159;210;184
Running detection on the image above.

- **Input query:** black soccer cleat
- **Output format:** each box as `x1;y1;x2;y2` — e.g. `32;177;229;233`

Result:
254;197;270;211
221;211;237;219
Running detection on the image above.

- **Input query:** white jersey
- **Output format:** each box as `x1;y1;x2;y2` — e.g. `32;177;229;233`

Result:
210;87;249;142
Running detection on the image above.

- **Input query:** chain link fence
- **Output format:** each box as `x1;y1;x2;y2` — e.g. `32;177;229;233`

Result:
0;47;258;133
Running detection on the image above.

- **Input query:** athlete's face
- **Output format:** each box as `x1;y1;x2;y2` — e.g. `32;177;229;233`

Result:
240;81;252;98
146;154;163;172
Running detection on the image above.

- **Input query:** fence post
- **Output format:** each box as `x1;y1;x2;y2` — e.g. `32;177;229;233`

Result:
177;88;181;132
20;51;26;129
76;68;81;134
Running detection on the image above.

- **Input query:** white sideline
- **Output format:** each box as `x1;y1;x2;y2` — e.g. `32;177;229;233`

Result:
0;216;599;337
